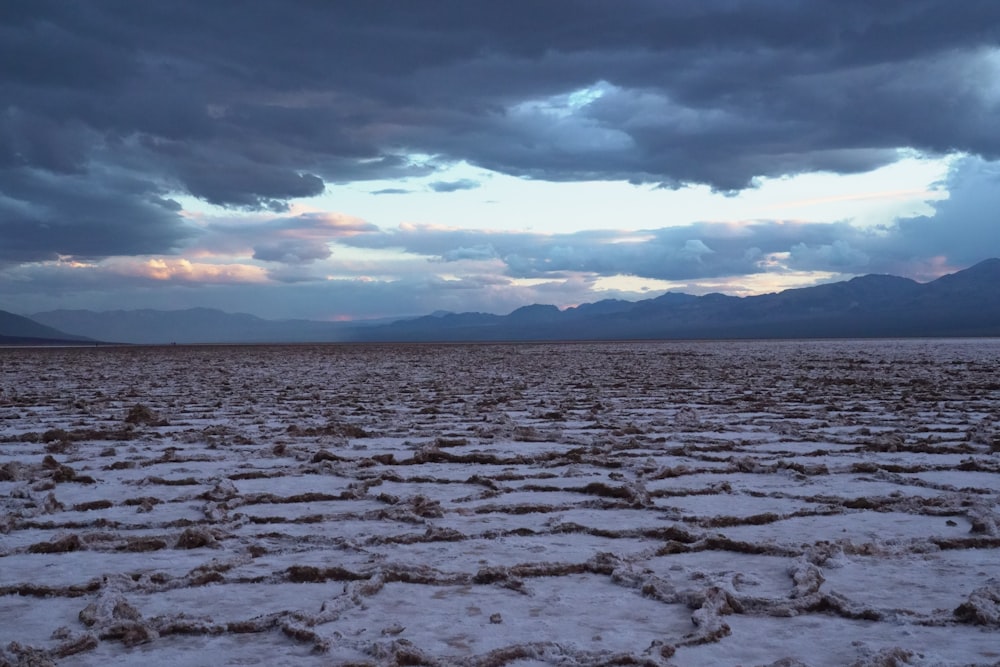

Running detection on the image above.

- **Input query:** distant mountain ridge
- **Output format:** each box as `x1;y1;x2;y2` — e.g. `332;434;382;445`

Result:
0;310;95;345
351;258;1000;341
18;258;1000;344
27;308;400;345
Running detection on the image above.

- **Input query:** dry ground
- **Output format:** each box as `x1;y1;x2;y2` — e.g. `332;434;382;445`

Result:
1;340;998;666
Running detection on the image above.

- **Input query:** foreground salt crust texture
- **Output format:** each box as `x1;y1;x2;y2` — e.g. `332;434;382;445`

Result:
1;340;999;667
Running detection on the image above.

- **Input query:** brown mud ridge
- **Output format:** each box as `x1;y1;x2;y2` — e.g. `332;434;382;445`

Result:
1;340;999;666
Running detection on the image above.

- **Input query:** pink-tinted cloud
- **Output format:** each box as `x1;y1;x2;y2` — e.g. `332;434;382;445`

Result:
109;258;268;284
188;211;379;264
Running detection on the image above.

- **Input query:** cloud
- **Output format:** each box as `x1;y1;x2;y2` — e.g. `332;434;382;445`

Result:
428;178;481;193
855;155;1000;277
370;188;411;195
787;240;871;272
4;151;998;320
253;239;332;264
162;152;326;211
0;257;267;293
111;258;268;283
891;157;1000;257
4;2;1000;318
439;245;500;262
276;212;377;236
193;211;377;263
337;157;1000;283
4;3;1000;248
0;166;191;263
340;219;865;281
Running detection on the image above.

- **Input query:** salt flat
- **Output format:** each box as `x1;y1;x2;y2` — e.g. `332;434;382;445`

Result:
1;340;998;666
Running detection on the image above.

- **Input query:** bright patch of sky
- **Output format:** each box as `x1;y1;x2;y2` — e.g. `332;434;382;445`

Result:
307;154;950;236
170;150;955;305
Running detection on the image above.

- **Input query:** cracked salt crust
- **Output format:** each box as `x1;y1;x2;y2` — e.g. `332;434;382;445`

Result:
2;339;999;666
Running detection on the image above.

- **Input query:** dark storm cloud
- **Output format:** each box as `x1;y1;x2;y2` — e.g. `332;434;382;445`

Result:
0;166;190;263
4;1;1000;261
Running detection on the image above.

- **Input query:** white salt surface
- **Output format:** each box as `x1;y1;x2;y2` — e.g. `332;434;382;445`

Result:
2;339;999;666
678;614;1000;666
717;511;973;545
820;552;991;614
307;576;695;660
60;632;335;667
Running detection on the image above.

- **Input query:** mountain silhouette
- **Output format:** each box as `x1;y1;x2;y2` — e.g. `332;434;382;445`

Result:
0;310;95;345
23;259;1000;344
352;258;1000;341
28;308;384;345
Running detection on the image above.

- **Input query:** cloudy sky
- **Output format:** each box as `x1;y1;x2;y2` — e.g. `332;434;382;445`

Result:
2;1;999;321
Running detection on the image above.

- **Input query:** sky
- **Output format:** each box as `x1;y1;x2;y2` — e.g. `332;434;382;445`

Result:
2;1;999;321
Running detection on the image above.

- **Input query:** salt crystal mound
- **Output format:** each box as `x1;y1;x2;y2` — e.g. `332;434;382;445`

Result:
1;339;999;667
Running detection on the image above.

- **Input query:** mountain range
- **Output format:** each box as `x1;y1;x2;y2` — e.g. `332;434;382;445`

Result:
3;258;999;345
24;308;380;346
0;310;95;346
350;258;1000;342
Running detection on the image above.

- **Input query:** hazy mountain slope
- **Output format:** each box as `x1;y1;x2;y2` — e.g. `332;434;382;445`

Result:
29;308;365;345
0;310;95;345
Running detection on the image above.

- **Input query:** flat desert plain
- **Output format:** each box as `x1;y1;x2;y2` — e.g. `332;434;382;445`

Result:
1;340;999;667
